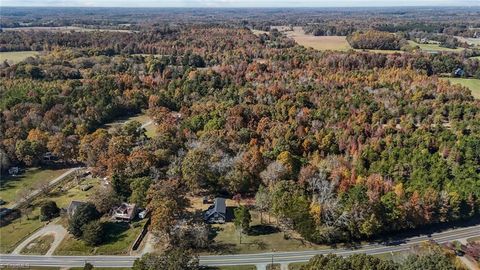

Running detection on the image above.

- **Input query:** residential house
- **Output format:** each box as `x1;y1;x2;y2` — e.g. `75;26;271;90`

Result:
204;197;226;224
112;203;137;221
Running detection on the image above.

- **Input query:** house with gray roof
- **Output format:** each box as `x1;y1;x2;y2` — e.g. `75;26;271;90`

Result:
204;197;226;224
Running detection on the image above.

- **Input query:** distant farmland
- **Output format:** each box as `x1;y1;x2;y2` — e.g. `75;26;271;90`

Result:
0;51;40;64
280;27;352;51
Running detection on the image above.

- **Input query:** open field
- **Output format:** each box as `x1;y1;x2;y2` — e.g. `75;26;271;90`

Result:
0;51;40;64
20;234;55;255
455;36;480;47
0;206;44;253
408;41;464;53
54;219;147;255
0;167;70;207
105;113;156;138
2;26;133;33
443;77;480;99
251;29;268;36
279;27;351;51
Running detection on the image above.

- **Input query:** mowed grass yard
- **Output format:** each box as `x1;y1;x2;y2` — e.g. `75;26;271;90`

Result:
0;177;99;253
0;51;40;64
443;78;480;99
0;167;70;207
190;197;327;255
54;219;147;255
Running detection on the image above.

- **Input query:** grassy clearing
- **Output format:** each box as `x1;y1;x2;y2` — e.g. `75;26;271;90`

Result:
373;250;411;263
0;51;40;64
0;206;44;253
283;27;351;51
443;77;480;99
191;197;328;255
105;113;156;138
251;29;269;36
20;234;55;255
0;167;70;207
467;236;480;243
206;266;257;270
408;41;464;52
54;219;147;255
44;177;101;209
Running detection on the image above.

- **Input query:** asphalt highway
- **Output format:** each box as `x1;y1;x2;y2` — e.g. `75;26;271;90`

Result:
0;224;479;268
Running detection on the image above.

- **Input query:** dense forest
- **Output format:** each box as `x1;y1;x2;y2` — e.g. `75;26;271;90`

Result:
1;14;480;246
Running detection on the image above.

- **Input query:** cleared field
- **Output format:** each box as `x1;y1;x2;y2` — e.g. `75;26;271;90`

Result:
0;208;44;253
443;78;480;99
0;51;40;64
251;29;269;36
408;41;464;52
0;167;70;207
283;27;351;51
20;234;55;255
105;113;156;138
455;36;480;47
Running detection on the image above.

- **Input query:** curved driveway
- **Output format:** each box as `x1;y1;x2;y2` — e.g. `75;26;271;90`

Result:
12;224;67;256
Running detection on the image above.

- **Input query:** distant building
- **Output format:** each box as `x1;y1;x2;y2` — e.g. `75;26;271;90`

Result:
112;203;138;221
454;68;465;77
8;167;20;176
204;197;226;224
67;200;86;218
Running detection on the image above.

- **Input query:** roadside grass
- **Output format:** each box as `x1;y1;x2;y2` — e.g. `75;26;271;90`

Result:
0;51;40;64
408;41;464;52
0;167;70;207
289;262;307;270
467;236;480;243
442;77;480;99
20;234;55;255
373;250;411;263
0;205;44;253
54;219;147;255
206;266;257;270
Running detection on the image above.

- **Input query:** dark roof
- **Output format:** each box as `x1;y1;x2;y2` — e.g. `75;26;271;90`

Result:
67;200;85;213
213;198;226;215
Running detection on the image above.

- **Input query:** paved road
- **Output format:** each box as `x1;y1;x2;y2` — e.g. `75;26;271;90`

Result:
1;224;479;268
12;224;67;256
10;167;81;209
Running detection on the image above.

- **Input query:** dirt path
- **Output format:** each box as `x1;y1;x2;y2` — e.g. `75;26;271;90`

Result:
12;224;67;255
10;167;81;209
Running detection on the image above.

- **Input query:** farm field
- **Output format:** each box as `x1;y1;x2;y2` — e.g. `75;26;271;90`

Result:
282;27;352;51
0;51;40;64
0;167;70;207
443;78;480;99
408;40;464;52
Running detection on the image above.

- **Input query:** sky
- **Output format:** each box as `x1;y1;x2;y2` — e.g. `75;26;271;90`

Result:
3;0;480;7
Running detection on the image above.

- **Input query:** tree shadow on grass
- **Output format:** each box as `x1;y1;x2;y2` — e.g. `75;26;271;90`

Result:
101;222;130;245
247;225;280;236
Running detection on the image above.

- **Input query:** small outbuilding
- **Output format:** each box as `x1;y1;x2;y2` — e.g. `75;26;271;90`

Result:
204;197;226;224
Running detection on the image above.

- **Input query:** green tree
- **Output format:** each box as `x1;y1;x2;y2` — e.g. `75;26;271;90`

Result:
130;177;152;208
68;203;100;238
82;220;105;246
40;201;60;221
132;248;199;270
233;205;251;244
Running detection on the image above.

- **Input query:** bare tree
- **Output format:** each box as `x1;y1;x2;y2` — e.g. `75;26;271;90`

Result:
16;187;33;206
260;161;287;186
255;185;271;224
35;179;51;196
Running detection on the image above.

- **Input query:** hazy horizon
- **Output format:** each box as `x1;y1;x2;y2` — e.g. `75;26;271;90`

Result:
3;0;480;8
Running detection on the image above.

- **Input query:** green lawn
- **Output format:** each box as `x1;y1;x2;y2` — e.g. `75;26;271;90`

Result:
0;205;44;253
209;210;328;254
0;51;40;64
408;41;464;52
20;234;55;255
443;77;480;99
467;236;480;243
54;219;147;255
105;113;156;138
206;266;257;270
44;177;100;209
0;167;70;207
